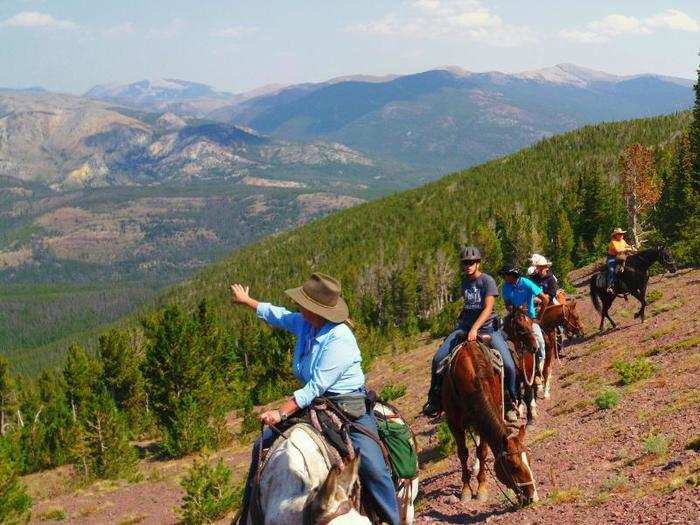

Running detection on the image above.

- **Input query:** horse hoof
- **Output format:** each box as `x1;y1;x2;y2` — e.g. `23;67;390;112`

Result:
474;489;488;501
526;419;535;427
544;389;551;400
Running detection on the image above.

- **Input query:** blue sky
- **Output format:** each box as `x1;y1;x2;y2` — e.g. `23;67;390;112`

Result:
1;1;698;94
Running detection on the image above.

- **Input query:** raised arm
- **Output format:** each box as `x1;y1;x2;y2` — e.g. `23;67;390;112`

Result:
230;283;303;335
230;284;259;310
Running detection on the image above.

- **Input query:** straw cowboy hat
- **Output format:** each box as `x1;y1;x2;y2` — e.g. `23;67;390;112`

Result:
611;227;627;236
530;253;552;267
285;272;349;323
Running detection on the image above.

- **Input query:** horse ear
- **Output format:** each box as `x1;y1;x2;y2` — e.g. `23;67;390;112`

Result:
517;424;526;443
318;466;340;506
336;455;360;496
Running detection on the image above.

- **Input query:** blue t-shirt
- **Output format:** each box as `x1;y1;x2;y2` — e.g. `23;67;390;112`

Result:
502;277;543;319
459;273;499;330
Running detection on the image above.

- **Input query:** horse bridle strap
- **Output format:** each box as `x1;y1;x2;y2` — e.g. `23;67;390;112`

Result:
316;500;353;525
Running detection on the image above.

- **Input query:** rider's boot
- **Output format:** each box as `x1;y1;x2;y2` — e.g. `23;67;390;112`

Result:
421;373;443;417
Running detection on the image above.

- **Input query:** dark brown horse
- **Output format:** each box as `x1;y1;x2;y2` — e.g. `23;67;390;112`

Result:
443;340;539;506
502;307;538;425
538;301;585;399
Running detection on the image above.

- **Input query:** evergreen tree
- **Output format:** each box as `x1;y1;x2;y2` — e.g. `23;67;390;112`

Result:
0;438;31;524
63;344;101;422
548;210;575;282
72;390;138;481
0;358;17;437
470;222;503;276
98;329;149;435
142;305;228;457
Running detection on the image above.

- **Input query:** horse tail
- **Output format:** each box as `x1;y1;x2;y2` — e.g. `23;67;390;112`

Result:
590;275;602;313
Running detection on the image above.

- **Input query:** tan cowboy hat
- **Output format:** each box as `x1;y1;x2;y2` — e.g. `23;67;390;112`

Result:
611;227;627;236
285;272;349;323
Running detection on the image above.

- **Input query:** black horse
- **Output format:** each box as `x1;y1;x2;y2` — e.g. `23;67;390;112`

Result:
589;246;677;332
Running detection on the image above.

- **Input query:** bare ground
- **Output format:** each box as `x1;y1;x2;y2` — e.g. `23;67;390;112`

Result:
27;269;699;524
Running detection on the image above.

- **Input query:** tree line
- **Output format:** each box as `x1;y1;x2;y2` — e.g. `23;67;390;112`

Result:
1;69;698;521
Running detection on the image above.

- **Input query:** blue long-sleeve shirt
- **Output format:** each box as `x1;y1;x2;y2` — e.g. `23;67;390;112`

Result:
256;302;365;409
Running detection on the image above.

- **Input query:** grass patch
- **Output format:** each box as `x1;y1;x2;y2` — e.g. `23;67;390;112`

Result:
645;289;663;304
545;487;582;504
378;382;407;403
685;435;700;451
601;473;629;492
38;506;66;521
551;398;589;416
529;428;558;444
643;433;669;456
595;387;621;410
117;515;145;525
588;492;611;506
613;358;655;385
650;300;682;316
436;421;455;458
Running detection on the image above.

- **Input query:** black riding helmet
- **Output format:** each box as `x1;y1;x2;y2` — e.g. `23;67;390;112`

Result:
460;246;481;262
498;263;521;277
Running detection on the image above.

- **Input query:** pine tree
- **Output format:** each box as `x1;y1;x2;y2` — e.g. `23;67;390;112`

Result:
142;305;228;457
471;221;503;276
98;329;149;435
0;358;17;437
0;438;31;524
548;210;575;282
63;344;101;422
72;390;138;481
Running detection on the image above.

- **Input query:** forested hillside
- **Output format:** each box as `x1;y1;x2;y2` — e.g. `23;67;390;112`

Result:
1;82;697;519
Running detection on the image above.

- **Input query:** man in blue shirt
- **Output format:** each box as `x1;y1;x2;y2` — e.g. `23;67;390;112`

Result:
499;264;549;367
231;273;400;525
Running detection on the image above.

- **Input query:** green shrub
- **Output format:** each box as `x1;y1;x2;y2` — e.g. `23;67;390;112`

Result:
645;289;662;304
643;433;669;456
379;383;407;403
0;438;32;524
613;358;655;385
685;434;700;451
595;387;621;410
179;457;242;525
38;507;66;521
436;421;455;458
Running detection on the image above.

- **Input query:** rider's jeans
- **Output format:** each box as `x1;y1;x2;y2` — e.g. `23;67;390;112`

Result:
606;256;616;287
531;322;546;363
431;326;518;404
241;409;400;525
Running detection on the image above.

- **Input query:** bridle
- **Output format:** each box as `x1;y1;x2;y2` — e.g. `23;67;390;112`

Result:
506;311;537;353
561;305;583;338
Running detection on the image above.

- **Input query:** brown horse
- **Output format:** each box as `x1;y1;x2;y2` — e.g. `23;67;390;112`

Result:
502;307;538;425
443;340;539;506
538;301;585;399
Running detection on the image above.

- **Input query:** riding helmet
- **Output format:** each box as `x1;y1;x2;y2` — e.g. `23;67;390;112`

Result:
460;246;481;261
498;263;521;277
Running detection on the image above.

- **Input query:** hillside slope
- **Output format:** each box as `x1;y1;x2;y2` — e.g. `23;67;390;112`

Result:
25;268;699;524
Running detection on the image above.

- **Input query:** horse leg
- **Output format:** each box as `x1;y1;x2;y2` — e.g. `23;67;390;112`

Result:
474;436;489;501
543;334;554;400
526;384;537;425
633;284;647;322
447;418;474;502
603;295;616;330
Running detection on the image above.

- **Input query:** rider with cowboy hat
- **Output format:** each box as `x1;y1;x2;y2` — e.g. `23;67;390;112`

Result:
422;246;519;422
528;254;559;304
606;228;636;293
231;273;400;525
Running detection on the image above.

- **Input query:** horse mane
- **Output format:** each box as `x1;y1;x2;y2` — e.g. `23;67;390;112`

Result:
457;343;509;451
627;246;662;269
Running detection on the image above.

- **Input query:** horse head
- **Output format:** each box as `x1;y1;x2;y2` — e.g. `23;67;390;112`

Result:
563;300;585;338
302;456;369;525
658;246;677;273
509;306;537;352
495;425;539;506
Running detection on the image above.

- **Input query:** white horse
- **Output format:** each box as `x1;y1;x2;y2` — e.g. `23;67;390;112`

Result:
249;424;369;524
248;415;418;525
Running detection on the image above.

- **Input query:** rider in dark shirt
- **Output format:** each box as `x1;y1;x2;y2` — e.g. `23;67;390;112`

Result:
528;254;559;304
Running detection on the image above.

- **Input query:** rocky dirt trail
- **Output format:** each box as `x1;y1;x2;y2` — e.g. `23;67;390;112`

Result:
27;269;699;524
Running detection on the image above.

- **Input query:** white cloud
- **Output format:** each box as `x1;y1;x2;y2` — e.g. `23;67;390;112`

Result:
347;0;539;47
645;9;700;32
211;25;259;38
560;9;698;44
147;18;185;39
0;11;77;30
103;22;134;38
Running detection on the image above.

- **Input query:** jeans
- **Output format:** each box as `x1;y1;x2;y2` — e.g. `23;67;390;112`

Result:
431;326;518;404
242;407;400;525
606;256;616;288
531;321;546;363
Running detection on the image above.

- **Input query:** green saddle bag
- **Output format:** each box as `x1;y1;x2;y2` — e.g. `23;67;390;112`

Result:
376;418;418;480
